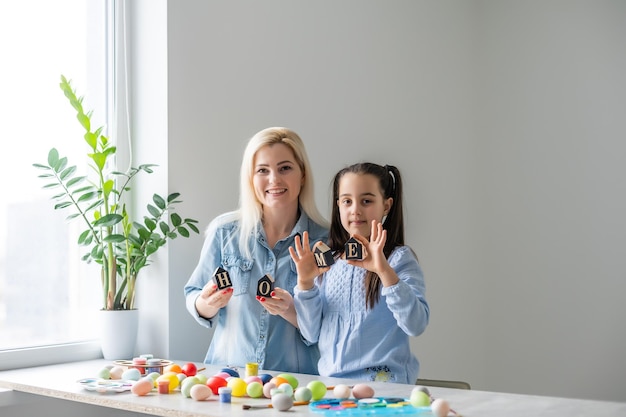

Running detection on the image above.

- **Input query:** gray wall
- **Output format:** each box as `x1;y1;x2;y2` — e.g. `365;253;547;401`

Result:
131;0;626;403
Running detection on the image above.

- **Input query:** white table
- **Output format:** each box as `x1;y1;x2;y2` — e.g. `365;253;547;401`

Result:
1;359;625;417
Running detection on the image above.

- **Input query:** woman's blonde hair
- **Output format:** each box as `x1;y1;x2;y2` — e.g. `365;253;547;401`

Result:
230;127;328;258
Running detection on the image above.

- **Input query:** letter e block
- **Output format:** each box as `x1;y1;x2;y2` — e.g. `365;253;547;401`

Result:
344;237;363;260
313;242;335;267
212;267;233;290
257;274;275;297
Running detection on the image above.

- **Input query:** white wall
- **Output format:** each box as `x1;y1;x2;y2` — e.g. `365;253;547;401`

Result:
130;0;626;402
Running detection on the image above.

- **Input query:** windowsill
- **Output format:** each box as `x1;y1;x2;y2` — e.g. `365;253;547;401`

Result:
0;341;102;371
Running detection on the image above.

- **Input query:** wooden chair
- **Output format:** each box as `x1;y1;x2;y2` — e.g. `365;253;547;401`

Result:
415;378;471;390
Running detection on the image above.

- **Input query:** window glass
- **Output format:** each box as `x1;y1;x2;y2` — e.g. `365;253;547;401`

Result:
0;0;108;352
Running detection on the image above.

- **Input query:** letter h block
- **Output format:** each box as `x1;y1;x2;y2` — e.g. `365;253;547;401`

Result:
212;267;233;290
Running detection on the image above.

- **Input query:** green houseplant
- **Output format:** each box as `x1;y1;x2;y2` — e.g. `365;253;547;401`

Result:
33;75;199;312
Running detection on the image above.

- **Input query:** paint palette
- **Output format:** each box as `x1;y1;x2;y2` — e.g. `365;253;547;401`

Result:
77;378;133;393
310;397;430;415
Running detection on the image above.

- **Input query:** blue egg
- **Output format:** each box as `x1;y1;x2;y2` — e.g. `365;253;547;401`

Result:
220;367;240;378
259;373;273;384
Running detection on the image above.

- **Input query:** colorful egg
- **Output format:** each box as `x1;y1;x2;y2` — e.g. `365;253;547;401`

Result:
131;378;153;396
294;387;313;402
431;398;451;417
271;393;294;411
246;381;264;398
190;384;213;401
333;384;351;399
227;377;247;397
306;380;327;401
263;382;277;398
206;376;228;395
276;373;299;389
352;383;375;399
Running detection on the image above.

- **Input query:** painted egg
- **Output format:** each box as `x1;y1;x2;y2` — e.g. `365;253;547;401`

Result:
227;377;248;397
258;373;273;384
276;373;299;389
294;387;313;402
122;368;142;381
306;381;327;401
277;382;294;397
245;375;263;385
246;381;264;398
206;376;228;395
190;384;213;401
220;367;239;378
131;378;153;396
431;398;451;417
410;389;431;407
109;366;125;380
333;384;351;399
352;383;375;399
271;393;294;411
263;382;277;398
96;367;111;379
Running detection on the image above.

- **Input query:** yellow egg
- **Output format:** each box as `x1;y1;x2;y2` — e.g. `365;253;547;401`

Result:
190;384;213;401
227;377;248;397
131;378;153;396
156;373;179;392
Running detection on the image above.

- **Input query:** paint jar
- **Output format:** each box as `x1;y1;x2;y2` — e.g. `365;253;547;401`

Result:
146;358;162;374
245;362;258;379
158;380;170;394
218;387;232;403
132;357;147;375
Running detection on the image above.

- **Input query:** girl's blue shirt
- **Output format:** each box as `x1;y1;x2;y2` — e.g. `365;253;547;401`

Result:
184;210;328;375
294;246;429;384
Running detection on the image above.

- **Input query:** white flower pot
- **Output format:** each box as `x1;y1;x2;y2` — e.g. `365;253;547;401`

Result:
100;309;139;360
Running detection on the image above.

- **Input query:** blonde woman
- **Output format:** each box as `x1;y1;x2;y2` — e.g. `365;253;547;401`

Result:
184;127;328;374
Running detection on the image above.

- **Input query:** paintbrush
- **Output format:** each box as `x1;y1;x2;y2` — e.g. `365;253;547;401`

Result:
242;401;309;410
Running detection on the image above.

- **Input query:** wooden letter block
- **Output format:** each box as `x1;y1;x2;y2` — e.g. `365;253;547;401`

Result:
257;274;275;297
212;267;233;290
344;237;364;260
313;242;335;267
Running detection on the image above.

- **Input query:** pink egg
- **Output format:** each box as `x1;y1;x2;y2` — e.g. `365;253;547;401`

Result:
131;378;153;396
190;384;213;401
214;371;232;380
244;375;263;385
352;383;375;399
263;382;277;398
431;398;451;417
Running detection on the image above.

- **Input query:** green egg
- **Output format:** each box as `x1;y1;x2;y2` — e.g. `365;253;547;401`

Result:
410;389;431;407
277;373;299;389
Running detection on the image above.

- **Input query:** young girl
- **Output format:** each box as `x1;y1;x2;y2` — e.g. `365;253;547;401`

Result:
289;162;429;383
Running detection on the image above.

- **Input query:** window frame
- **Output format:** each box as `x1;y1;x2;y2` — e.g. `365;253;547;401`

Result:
0;0;122;370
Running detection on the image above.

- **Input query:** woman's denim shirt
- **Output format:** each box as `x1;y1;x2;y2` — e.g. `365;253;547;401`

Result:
184;210;328;375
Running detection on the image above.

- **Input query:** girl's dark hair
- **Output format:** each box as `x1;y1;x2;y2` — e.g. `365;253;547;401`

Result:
328;162;405;309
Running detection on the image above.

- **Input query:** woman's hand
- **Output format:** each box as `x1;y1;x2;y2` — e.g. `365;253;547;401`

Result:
195;281;234;319
288;231;330;290
258;287;299;327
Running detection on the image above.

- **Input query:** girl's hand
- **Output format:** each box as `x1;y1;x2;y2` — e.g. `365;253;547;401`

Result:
288;231;330;290
350;220;399;287
349;220;388;275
